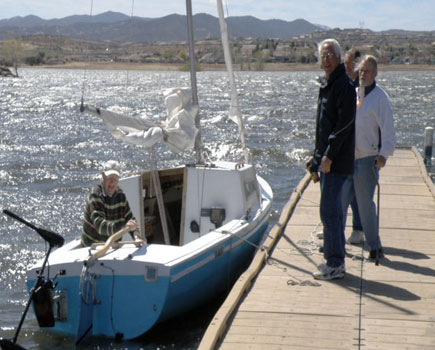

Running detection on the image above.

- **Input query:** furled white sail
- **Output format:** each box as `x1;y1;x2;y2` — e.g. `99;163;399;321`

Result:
216;0;249;163
82;88;198;153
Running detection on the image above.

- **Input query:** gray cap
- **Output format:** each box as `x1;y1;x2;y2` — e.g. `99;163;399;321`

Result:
103;160;121;177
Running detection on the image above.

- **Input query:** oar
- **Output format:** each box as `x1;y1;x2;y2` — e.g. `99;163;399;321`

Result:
75;227;130;345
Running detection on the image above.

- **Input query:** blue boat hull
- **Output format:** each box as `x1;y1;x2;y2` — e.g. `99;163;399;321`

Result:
27;212;270;340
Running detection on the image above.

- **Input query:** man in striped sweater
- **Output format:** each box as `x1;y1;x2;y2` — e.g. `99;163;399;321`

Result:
81;161;141;246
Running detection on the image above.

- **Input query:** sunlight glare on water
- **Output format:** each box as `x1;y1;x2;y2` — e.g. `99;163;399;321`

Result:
0;68;434;349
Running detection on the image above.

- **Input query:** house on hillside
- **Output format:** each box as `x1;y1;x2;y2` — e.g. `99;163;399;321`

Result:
273;44;290;61
241;44;256;56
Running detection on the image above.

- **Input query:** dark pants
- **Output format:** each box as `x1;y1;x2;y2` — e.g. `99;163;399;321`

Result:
320;172;347;267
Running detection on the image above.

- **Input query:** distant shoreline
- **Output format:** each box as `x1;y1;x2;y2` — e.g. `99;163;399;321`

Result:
28;62;435;72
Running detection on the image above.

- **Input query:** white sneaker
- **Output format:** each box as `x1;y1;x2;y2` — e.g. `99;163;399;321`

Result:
313;263;345;280
348;230;364;244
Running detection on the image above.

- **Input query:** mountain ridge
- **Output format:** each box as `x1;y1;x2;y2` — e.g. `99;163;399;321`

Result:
0;11;323;42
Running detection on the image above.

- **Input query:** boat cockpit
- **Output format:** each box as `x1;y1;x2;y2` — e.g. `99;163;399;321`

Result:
119;162;261;246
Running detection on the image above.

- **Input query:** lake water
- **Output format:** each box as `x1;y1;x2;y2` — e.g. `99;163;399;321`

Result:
0;68;434;349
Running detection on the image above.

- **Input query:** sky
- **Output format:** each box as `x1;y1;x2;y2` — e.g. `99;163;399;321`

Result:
1;0;434;32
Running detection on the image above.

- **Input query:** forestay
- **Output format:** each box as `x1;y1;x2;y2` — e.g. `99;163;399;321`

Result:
216;0;249;163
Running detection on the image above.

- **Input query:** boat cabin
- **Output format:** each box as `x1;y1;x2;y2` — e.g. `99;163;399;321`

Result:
119;162;260;246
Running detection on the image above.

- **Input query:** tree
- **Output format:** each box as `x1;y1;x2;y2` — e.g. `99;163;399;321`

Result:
1;39;24;77
163;50;174;61
254;50;264;71
408;42;418;60
178;49;187;61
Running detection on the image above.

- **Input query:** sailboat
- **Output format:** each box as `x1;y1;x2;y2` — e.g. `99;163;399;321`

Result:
21;0;273;343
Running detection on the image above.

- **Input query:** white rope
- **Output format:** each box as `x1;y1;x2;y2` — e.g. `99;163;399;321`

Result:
221;214;268;253
79;264;98;304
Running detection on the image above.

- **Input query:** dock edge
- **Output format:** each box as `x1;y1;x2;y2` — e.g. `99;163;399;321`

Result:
198;171;312;350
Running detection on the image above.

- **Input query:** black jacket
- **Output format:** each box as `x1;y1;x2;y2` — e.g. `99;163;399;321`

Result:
313;63;356;175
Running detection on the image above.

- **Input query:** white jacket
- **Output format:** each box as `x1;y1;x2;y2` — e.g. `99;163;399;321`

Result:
355;85;396;160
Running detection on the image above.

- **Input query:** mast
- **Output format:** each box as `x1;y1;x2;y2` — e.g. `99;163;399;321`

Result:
186;0;202;163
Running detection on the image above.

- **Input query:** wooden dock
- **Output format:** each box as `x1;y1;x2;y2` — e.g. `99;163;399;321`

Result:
199;146;435;350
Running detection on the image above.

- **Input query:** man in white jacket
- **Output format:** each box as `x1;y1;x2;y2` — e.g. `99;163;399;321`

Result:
342;55;396;260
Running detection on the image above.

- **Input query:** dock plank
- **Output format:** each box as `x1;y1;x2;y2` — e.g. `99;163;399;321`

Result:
199;147;435;350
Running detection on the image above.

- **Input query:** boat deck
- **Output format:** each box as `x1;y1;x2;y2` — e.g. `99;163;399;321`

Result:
199;146;435;350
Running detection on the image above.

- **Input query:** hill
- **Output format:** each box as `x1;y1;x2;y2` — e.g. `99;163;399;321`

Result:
0;12;322;42
0;12;433;70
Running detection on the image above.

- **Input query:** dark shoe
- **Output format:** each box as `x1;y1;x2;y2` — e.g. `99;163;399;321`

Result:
369;248;384;260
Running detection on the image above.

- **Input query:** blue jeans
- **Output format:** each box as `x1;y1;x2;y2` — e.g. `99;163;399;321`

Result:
342;156;381;250
319;172;347;267
350;197;363;231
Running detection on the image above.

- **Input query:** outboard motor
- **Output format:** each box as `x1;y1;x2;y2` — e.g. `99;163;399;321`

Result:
33;279;55;327
1;210;64;350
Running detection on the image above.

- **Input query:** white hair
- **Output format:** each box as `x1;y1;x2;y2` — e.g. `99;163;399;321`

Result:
318;39;342;61
358;54;378;74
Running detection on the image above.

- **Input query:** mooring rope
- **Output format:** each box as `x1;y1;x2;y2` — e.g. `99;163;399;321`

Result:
79;264;97;304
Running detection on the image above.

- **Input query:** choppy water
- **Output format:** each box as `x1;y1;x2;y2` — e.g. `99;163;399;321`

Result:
1;68;434;349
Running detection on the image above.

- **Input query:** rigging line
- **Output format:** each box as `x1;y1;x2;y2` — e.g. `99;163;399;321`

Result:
124;0;135;88
100;263;117;335
130;0;135;17
80;0;94;107
197;165;207;234
223;1;237;68
298;195;320;207
149;146;171;245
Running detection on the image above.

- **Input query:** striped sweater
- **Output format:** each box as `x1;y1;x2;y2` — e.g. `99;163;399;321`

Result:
81;182;136;246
